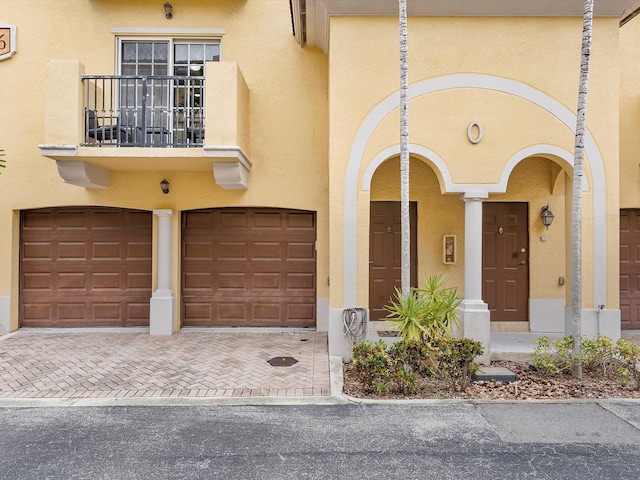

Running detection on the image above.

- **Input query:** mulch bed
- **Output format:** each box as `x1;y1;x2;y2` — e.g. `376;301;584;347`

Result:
343;361;640;400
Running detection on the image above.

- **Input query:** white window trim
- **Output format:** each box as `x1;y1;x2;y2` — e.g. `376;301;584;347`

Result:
115;36;222;75
112;28;225;36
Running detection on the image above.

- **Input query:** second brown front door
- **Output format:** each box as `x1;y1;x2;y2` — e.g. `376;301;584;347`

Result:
369;201;417;322
620;209;640;329
483;202;529;321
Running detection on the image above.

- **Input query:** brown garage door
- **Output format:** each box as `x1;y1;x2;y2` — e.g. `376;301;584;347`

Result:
182;208;316;327
20;207;152;327
621;209;640;329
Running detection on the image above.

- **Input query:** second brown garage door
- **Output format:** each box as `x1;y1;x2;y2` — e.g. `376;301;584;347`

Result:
182;208;316;327
20;207;153;327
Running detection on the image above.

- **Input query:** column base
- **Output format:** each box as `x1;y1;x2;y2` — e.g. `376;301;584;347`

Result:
459;300;491;365
150;290;176;336
0;296;10;334
564;307;621;340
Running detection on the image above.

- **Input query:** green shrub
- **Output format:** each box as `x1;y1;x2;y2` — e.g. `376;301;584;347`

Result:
532;335;640;389
387;340;438;378
431;337;483;392
387;340;439;393
349;337;481;394
385;274;461;342
582;335;617;377
531;336;575;375
615;339;640;390
349;340;392;393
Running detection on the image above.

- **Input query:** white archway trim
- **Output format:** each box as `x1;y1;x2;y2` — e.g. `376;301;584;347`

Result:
344;73;607;308
361;143;587;194
500;145;588;193
361;144;453;192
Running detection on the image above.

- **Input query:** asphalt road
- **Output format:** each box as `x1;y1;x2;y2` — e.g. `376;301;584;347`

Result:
1;402;639;479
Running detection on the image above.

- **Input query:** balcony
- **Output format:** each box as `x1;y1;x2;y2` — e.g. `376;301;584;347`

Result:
82;75;205;148
39;60;251;189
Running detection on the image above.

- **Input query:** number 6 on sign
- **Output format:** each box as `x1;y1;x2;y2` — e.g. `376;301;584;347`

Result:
0;25;17;60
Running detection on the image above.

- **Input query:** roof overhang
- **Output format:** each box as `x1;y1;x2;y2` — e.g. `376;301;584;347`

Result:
292;0;637;54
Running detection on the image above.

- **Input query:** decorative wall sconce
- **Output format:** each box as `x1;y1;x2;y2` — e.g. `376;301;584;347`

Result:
160;178;170;194
541;205;554;230
164;2;173;19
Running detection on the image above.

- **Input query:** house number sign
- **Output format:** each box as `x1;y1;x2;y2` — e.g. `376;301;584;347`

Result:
0;24;17;61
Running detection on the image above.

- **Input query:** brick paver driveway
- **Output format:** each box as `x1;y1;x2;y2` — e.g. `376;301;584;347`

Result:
0;330;330;399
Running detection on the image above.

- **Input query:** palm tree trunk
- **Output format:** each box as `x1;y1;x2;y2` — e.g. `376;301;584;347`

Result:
571;0;594;379
399;0;410;297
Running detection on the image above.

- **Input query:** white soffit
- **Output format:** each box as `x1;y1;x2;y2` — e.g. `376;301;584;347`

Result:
319;0;632;17
298;0;635;53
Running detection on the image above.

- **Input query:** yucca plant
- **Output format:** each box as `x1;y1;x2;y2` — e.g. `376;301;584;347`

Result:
384;274;462;342
384;287;429;342
0;148;5;173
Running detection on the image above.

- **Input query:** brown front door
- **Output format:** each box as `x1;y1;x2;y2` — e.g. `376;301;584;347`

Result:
483;202;529;321
620;209;640;329
20;207;153;327
369;201;417;322
181;208;316;327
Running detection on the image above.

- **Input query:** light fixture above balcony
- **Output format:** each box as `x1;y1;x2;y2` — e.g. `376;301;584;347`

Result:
164;2;173;19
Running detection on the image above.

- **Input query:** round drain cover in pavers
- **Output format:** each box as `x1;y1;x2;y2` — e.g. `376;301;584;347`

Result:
267;356;299;367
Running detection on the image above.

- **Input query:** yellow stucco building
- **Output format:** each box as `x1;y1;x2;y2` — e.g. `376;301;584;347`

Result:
1;0;639;362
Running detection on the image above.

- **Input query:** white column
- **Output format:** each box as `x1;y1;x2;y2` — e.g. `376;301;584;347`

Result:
150;209;176;336
459;192;490;364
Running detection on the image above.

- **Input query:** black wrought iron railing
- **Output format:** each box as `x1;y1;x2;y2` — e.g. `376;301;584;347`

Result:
81;75;205;147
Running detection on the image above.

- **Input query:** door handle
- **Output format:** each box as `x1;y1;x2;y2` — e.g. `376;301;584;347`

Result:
519;260;526;265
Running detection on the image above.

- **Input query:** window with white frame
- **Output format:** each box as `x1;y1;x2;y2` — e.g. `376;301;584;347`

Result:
117;38;220;145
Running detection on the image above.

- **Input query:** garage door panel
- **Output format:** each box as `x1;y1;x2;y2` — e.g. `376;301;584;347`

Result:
57;302;88;320
182;208;316;327
22;304;53;323
287;212;315;229
184;302;213;321
92;272;121;290
287;242;315;260
93;242;121;259
92;303;122;320
127;272;152;290
218;241;247;260
127;303;152;321
286;272;315;291
252;242;281;260
20;208;152;327
252;303;281;321
254;211;282;229
182;241;212;260
252;273;281;290
184;272;215;290
57;211;89;229
287;303;315;326
93;211;124;229
59;272;88;289
219;211;249;229
22;272;53;290
58;242;88;260
23;242;54;261
216;302;248;321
